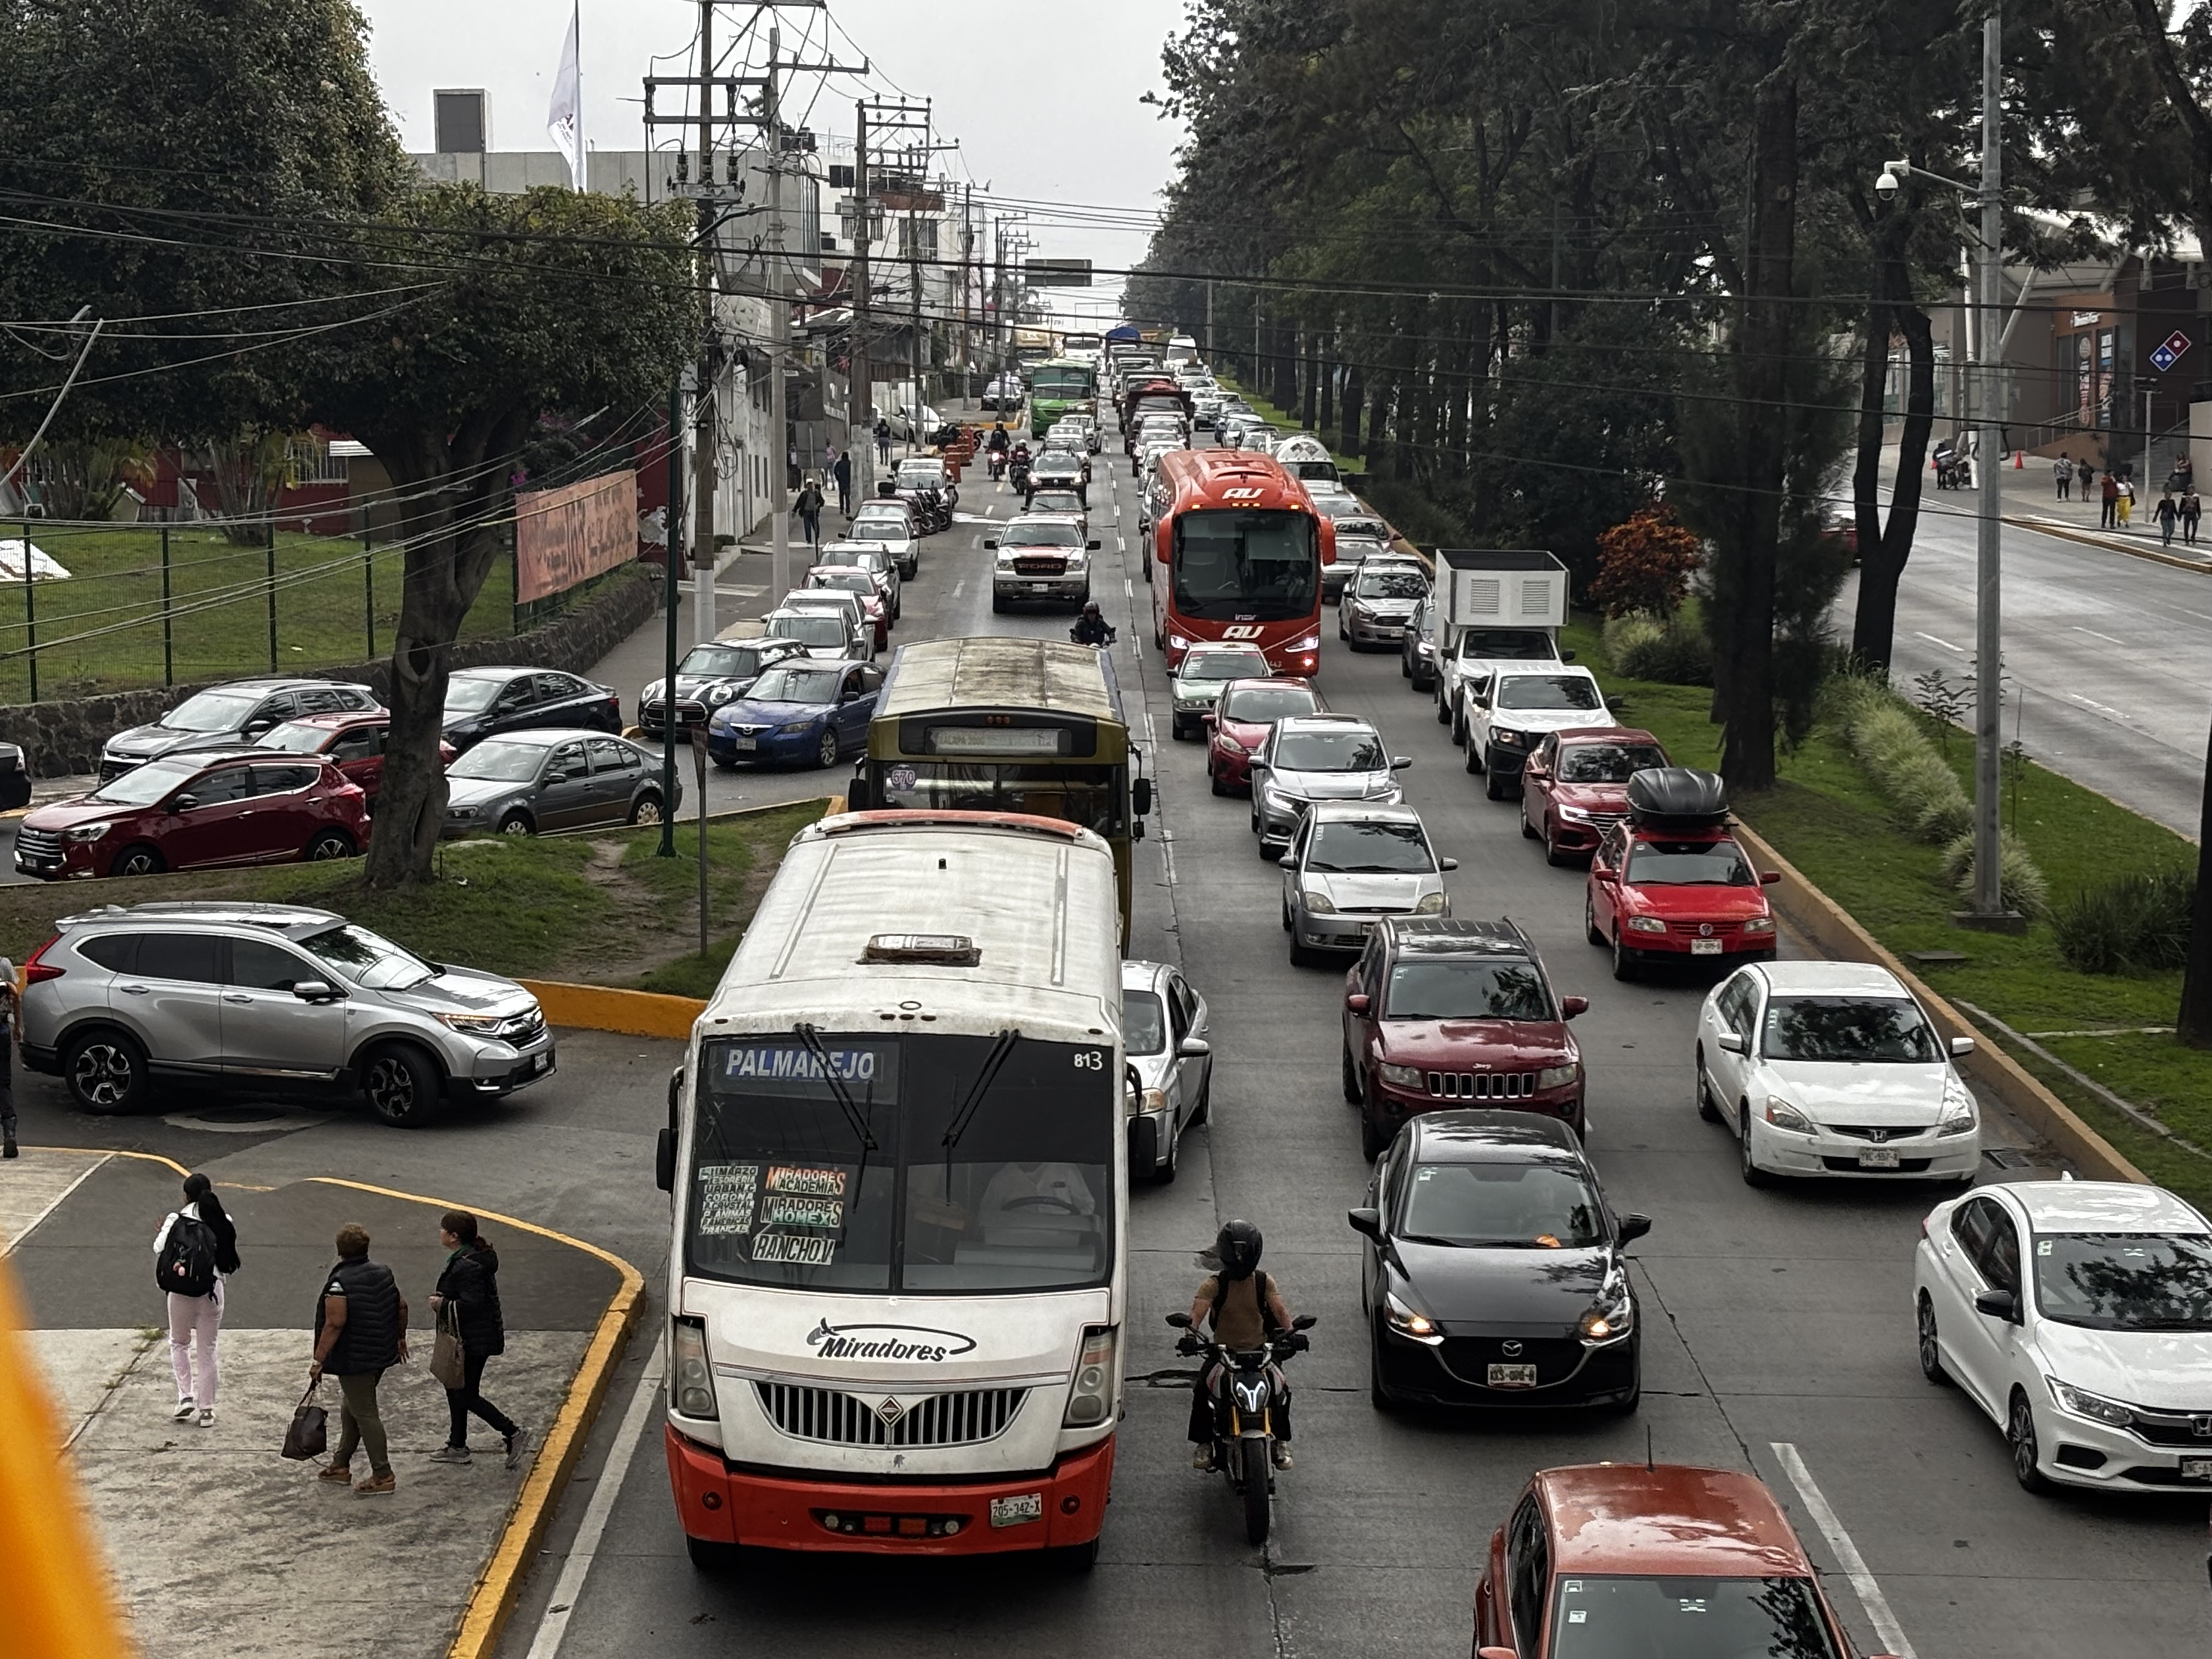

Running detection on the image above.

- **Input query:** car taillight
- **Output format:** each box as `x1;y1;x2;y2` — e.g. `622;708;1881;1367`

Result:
24;934;63;984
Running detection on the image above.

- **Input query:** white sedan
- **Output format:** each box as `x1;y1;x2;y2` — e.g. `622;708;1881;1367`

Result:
1914;1180;2212;1493
1122;960;1212;1183
1694;960;1980;1184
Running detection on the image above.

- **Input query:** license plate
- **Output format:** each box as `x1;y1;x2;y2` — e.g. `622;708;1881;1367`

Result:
532;1052;553;1075
1690;937;1723;956
1487;1363;1538;1388
1029;582;1054;592
1858;1147;1902;1169
729;736;755;752
2181;1459;2212;1482
989;1493;1043;1528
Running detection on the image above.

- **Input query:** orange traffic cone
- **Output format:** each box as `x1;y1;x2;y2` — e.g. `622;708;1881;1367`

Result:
2015;449;2023;468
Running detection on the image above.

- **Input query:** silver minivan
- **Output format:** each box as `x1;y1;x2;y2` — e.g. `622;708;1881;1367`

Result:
19;901;555;1126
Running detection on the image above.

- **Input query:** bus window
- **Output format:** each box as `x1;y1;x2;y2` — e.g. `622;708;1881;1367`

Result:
878;761;1124;837
1172;509;1319;620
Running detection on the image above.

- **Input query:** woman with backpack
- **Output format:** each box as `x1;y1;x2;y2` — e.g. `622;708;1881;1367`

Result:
427;1210;529;1470
153;1173;240;1427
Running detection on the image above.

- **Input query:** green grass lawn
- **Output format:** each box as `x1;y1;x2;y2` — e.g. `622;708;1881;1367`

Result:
1568;613;2212;1204
0;523;521;702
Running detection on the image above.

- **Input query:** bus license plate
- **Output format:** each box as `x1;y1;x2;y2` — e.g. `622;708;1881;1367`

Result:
2181;1459;2212;1482
1858;1147;1901;1169
1487;1363;1538;1388
729;736;755;752
1690;938;1723;956
990;1493;1043;1528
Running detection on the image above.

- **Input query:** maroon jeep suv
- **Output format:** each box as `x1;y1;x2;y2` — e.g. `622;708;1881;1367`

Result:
1341;917;1588;1159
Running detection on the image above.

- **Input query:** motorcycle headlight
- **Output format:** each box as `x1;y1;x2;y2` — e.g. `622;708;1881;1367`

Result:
2046;1376;2131;1427
673;1318;718;1419
1302;888;1337;914
1538;1062;1580;1090
1626;916;1667;934
1763;1097;1815;1133
1384;1291;1442;1345
1376;1061;1424;1090
65;821;112;843
1415;891;1447;915
1743;916;1776;934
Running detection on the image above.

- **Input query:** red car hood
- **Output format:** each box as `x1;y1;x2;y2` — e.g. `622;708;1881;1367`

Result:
1550;781;1630;813
1218;717;1273;750
1375;1019;1576;1069
24;795;139;831
1619;882;1773;922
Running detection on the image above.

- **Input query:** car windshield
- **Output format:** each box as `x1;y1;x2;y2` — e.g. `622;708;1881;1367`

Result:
770;614;849;648
747;665;844;704
895;463;943;487
1558;742;1667;783
1181;652;1271;682
88;758;204;806
1307;820;1432;874
1273;728;1384;772
258;720;339;754
1548;1576;1842;1659
2033;1233;2212;1331
162;689;263;732
444;676;505;713
1355;568;1427;600
1039;450;1082;469
448;739;547;782
1624;838;1756;886
1385;960;1551;1020
1497;674;1602;712
1399;1161;1604;1248
1457;629;1553;660
1220;686;1317;723
811;573;876;595
679;645;762;679
1124;990;1166;1057
1761;996;1939;1063
1006;522;1083;548
297;923;437;992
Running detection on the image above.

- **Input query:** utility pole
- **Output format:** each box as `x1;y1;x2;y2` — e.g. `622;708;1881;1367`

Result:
1968;4;2011;926
691;0;718;637
1205;278;1214;360
850;100;871;490
765;22;788;608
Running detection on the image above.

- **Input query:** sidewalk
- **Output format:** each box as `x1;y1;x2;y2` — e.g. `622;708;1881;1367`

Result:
5;1148;623;1659
1891;444;2212;569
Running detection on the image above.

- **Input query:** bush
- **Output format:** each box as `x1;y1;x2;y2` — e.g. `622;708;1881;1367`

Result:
1602;612;1662;662
1606;610;1713;685
2053;868;2196;974
1590;506;1702;617
1845;702;1971;844
1939;827;2052;918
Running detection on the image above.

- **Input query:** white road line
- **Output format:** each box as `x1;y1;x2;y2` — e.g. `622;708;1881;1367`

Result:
2065;690;2128;721
1124;578;1133;600
525;1341;668;1659
951;580;965;599
2072;625;2126;646
1912;631;1963;654
2180;608;2212;624
1770;1442;1916;1659
3;1151;112;1256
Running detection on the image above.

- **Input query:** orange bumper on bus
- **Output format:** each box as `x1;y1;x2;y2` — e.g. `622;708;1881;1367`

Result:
666;1425;1115;1556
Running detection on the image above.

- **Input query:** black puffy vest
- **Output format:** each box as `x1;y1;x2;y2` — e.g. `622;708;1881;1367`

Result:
318;1256;402;1374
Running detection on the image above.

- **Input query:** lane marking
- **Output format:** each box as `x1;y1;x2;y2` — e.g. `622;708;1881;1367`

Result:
523;1339;668;1659
2071;625;2126;646
1912;631;1963;654
1771;1442;1917;1659
951;580;965;599
2064;690;2128;722
1124;578;1133;600
2179;608;2212;624
2;1150;111;1257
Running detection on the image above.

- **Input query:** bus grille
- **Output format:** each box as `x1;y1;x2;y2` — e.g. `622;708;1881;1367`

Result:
753;1382;1028;1448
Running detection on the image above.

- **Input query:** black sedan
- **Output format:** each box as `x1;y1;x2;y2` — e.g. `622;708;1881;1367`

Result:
442;666;623;752
1349;1110;1649;1413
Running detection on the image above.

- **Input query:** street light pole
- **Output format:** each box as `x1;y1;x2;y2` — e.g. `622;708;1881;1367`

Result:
1968;5;2012;925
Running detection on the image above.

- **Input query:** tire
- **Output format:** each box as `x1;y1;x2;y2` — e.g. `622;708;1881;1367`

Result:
1240;1438;1272;1546
497;811;533;836
1585;894;1607;947
1359;1101;1387;1162
628;792;664;826
1400;652;1411;680
1434;689;1450;726
1171;716;1189;743
1739;1105;1772;1188
1602;1356;1644;1417
1369;1325;1397;1414
991;592;1008;614
1289;934;1320;968
815;730;839;770
1611;929;1637;982
1210;765;1227;798
1520;802;1539;840
360;1041;445;1128
685;1536;740;1574
1544;824;1573;868
1916;1293;1950;1385
1464;738;1482;775
1281;897;1293;933
64;1027;148;1115
110;843;165;877
1451;705;1468;748
1051;1537;1102;1572
2007;1389;2052;1493
712;755;738;772
1694;1051;1723;1123
1342;1043;1361;1105
1257;836;1282;863
302;828;357;861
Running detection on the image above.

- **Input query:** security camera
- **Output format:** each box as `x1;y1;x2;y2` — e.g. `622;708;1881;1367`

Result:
1875;169;1900;200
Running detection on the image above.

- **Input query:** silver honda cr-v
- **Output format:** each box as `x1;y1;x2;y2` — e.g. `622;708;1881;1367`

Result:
19;901;554;1126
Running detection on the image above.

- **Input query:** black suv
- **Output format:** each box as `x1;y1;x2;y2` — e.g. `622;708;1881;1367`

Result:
102;679;380;781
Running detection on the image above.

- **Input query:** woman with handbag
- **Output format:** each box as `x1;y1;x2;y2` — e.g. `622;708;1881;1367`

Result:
427;1210;529;1469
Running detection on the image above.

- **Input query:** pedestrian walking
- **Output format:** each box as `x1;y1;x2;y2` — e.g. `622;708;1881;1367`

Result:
874;416;892;465
832;449;852;516
2171;452;2195;494
2157;489;2180;546
0;955;16;1160
2184;489;2202;546
2055;454;2073;500
309;1223;407;1498
2101;469;2120;528
427;1210;529;1470
154;1172;239;1427
2117;476;2135;527
795;473;825;547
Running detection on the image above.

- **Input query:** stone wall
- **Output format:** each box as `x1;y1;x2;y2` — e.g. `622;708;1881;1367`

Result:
0;565;662;778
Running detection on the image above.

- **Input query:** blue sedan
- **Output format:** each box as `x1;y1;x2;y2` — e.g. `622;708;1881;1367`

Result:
706;659;885;770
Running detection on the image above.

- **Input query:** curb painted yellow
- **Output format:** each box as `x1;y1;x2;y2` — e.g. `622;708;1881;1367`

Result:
2002;514;2212;576
1730;821;2150;1186
300;1178;647;1659
518;979;706;1039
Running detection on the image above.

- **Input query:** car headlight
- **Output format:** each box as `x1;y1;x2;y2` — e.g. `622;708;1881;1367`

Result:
449;805;479;819
2047;1376;2132;1427
1376;1061;1424;1090
1414;891;1448;915
1938;1079;1978;1136
1129;1085;1167;1119
1743;916;1776;934
1579;1290;1634;1342
1492;728;1528;747
436;1011;510;1037
1302;888;1338;914
775;719;817;735
1763;1097;1815;1133
1556;804;1592;822
64;821;112;843
673;1318;718;1419
1538;1062;1581;1090
704;683;738;704
1626;916;1667;934
1216;734;1249;755
1383;1291;1442;1345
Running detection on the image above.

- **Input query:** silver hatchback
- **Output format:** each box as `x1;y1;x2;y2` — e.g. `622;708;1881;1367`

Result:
1249;714;1412;858
1279;803;1454;964
1122;958;1212;1182
19;901;555;1126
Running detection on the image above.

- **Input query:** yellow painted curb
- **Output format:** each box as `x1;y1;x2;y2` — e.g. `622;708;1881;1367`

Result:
518;980;706;1039
1731;820;2149;1186
2004;514;2212;576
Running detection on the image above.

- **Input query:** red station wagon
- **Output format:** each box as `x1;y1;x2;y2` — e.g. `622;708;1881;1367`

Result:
1517;726;1669;865
1474;1463;1885;1659
13;751;370;879
254;710;454;809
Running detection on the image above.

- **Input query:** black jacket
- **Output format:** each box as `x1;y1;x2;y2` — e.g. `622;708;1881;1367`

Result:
317;1257;402;1375
435;1240;506;1357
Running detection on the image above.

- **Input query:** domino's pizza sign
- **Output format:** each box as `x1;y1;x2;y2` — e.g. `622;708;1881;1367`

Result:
2151;330;2192;374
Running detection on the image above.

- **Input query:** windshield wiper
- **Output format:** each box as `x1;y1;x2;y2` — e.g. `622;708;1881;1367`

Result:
792;1023;878;1150
940;1028;1022;1178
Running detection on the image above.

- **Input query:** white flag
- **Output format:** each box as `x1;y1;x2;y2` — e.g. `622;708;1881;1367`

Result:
546;1;583;190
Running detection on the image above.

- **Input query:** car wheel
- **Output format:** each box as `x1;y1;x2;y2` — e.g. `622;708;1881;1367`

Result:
1520;800;1539;840
1400;652;1411;680
1369;1322;1398;1414
1917;1293;1950;1385
1739;1105;1772;1188
1281;897;1293;933
1464;737;1482;775
2007;1389;2052;1492
1155;1112;1180;1184
1341;1042;1361;1105
1338;612;1348;641
815;730;840;770
1585;894;1607;947
1602;1354;1644;1417
1611;929;1637;982
991;592;1008;614
1289;932;1319;968
110;843;165;877
498;811;533;836
360;1041;445;1128
712;755;738;772
1434;690;1449;726
1694;1050;1723;1123
1210;764;1227;798
1451;705;1468;748
1170;716;1189;742
64;1028;148;1115
304;829;357;861
1257;837;1283;863
628;792;664;826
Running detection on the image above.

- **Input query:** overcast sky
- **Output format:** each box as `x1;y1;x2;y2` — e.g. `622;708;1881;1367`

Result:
357;0;1190;319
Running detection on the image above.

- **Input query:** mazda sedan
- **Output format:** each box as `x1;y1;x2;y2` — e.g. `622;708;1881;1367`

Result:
707;658;884;771
442;729;675;837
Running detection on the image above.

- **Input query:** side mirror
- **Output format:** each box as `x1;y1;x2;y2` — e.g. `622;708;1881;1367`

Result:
1561;994;1588;1018
1177;1035;1211;1059
1200;712;1218;729
1247;760;1268;775
290;980;338;1002
1087;539;1102;551
172;794;201;811
1973;1288;2022;1323
1560;650;1577;662
1164;1311;1193;1329
1950;1035;1976;1056
543;771;569;785
1438;856;1459;872
243;719;272;737
1390;756;1413;770
655;1126;676;1192
1717;1031;1747;1054
1291;1313;1317;1330
1132;778;1154;816
1592;864;1616;882
1760;870;1782;885
1345;992;1370;1015
1617;1213;1653;1245
1346;1207;1381;1240
983;538;998;550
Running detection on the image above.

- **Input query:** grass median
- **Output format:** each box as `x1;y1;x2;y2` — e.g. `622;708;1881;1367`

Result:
1565;615;2212;1208
0;799;826;994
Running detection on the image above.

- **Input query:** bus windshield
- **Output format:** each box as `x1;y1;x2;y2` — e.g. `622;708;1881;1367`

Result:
877;761;1125;837
686;1034;1114;1294
1173;509;1319;620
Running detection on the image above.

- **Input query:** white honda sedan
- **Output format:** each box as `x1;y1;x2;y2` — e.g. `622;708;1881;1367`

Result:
1914;1180;2212;1493
1693;960;1980;1184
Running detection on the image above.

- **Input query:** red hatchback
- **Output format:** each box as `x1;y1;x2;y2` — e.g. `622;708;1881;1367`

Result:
254;710;455;810
1517;727;1669;865
1202;676;1324;795
1584;769;1778;981
13;751;370;880
1474;1463;1880;1659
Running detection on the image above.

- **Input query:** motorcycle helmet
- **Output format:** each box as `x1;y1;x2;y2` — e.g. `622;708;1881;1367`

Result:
1215;1219;1262;1282
1082;600;1102;618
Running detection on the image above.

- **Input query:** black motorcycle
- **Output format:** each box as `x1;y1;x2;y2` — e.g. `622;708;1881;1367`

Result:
1167;1311;1316;1544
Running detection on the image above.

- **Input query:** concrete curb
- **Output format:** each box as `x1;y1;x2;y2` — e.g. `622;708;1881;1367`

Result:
1730;820;2150;1186
519;980;706;1039
2002;512;2212;575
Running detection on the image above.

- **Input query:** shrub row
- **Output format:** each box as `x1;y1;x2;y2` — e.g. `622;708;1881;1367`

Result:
2052;868;2196;975
1602;611;1714;686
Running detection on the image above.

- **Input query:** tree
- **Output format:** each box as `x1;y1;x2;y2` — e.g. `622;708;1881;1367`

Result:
302;184;694;887
1590;507;1702;619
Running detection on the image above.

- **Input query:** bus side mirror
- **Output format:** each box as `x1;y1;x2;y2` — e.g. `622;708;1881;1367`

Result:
1132;778;1153;815
656;1127;676;1192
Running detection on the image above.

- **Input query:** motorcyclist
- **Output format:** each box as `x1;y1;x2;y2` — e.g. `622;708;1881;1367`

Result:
987;422;1009;481
1184;1220;1296;1470
1069;602;1116;648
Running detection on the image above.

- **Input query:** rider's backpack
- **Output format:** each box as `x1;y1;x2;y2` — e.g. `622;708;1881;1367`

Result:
156;1213;219;1299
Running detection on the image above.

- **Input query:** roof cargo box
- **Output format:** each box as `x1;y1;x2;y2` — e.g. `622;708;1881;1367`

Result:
1625;766;1730;827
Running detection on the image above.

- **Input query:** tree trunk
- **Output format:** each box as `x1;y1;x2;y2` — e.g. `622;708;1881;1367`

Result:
1340;360;1364;457
1852;298;1936;669
1301;330;1319;431
1318;332;1335;432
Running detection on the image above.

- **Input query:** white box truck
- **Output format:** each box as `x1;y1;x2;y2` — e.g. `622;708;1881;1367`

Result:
1427;548;1575;744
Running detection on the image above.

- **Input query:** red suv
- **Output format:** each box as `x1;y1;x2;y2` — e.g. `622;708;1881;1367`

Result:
1341;917;1588;1159
253;711;455;810
1516;726;1668;865
1202;676;1324;795
1584;769;1778;981
13;751;370;879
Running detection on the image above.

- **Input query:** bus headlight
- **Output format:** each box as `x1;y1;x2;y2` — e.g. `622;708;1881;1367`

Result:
1063;1325;1118;1427
673;1317;718;1419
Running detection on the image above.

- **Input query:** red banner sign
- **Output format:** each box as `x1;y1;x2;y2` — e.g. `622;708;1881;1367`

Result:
515;469;636;603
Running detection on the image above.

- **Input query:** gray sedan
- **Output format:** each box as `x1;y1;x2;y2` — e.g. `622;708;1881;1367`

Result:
442;729;680;838
1123;958;1212;1182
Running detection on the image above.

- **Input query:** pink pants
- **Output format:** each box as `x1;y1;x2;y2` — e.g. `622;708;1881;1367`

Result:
166;1280;224;1409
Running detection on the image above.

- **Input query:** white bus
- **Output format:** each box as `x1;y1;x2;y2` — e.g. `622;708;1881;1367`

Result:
658;809;1127;1566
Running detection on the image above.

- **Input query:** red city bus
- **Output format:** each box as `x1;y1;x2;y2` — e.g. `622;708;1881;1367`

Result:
1148;449;1335;676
